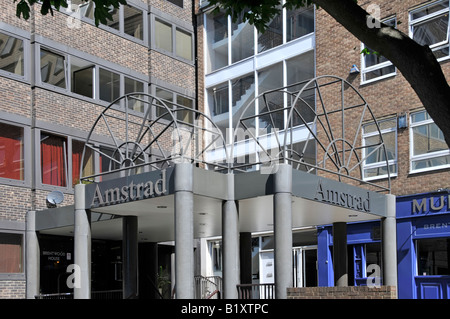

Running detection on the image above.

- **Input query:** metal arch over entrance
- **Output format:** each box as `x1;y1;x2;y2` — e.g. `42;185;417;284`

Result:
31;76;397;299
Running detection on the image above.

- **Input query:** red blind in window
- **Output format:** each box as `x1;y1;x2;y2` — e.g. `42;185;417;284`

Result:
0;123;23;180
41;134;67;186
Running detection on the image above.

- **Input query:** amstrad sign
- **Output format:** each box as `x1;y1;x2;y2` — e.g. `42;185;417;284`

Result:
314;180;371;212
86;169;170;208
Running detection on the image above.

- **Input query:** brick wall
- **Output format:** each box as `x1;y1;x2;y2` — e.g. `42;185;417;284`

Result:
0;281;26;299
287;286;397;299
315;0;450;196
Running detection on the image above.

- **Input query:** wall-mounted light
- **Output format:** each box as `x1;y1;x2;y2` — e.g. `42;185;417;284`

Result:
398;112;407;129
350;64;360;74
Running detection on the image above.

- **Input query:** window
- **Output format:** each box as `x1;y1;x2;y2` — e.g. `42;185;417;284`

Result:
0;233;23;273
72;140;94;186
363;117;397;180
410;0;450;60
125;77;145;112
154;17;194;62
410;110;450;172
361;17;396;84
99;68;120;103
40;49;66;89
155;87;194;123
286;6;315;42
205;11;228;72
231;12;254;63
104;4;144;41
41;133;67;187
0;32;24;76
167;0;183;8
417;237;450;276
0;123;24;181
257;5;282;54
71;56;94;98
155;18;173;52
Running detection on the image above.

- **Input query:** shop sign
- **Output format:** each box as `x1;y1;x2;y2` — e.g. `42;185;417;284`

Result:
314;180;370;212
89;169;167;208
412;195;450;214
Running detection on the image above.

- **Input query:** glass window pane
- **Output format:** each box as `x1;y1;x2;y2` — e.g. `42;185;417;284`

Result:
106;7;120;31
207;82;229;140
417;238;450;276
176;28;192;60
41;133;67;187
412;154;450;170
155;19;173;52
411;1;449;20
99;68;120;103
286;6;314;42
176;95;194;123
258;63;284;131
258;6;282;53
124;5;143;40
413;14;448;46
72;140;94;186
71;57;94;98
0;233;23;273
125;77;144;112
412;122;448;155
40;49;66;88
0;32;24;76
231;12;254;63
155;87;174;120
363;64;396;81
0;123;24;180
206;11;228;72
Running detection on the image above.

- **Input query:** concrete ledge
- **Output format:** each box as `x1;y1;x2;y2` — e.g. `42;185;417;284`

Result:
287;286;397;299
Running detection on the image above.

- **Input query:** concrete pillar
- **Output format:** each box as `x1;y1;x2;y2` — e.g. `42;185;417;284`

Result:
123;216;138;299
273;164;293;299
26;211;40;299
222;173;239;299
74;183;91;299
174;162;194;299
382;194;397;294
333;222;347;287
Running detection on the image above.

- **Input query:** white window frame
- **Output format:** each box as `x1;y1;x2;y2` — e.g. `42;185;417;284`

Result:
362;118;398;181
409;0;450;62
360;17;397;85
409;110;450;174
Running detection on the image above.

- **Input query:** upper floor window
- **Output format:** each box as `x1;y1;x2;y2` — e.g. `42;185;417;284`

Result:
154;17;194;62
0;123;24;181
154;87;194;124
362;117;397;180
410;0;450;60
167;0;183;8
361;17;396;84
410;110;450;173
0;32;24;77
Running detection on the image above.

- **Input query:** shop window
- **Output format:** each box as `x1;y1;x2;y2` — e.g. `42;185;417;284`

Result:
361;17;396;84
410;0;450;60
417;237;450;276
40;49;66;89
362;117;397;180
0;123;24;181
0;233;23;273
99;68;120;103
41;133;67;187
410;110;450;173
0;32;24;76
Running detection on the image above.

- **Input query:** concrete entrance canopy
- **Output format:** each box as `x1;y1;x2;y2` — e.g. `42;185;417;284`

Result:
31;76;397;299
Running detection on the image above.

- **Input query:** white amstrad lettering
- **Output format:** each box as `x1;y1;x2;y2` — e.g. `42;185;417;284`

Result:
91;169;166;207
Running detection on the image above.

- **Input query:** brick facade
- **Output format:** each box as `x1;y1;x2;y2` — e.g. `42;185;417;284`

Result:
287;286;397;299
315;1;450;196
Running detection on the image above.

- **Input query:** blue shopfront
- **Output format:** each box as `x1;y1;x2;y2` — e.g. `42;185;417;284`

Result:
397;190;450;299
317;190;450;299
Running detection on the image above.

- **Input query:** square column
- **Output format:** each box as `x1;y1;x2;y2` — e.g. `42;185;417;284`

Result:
174;163;194;299
273;164;293;299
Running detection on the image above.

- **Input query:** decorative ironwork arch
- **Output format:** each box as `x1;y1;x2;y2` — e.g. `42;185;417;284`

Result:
79;93;229;182
231;75;391;193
